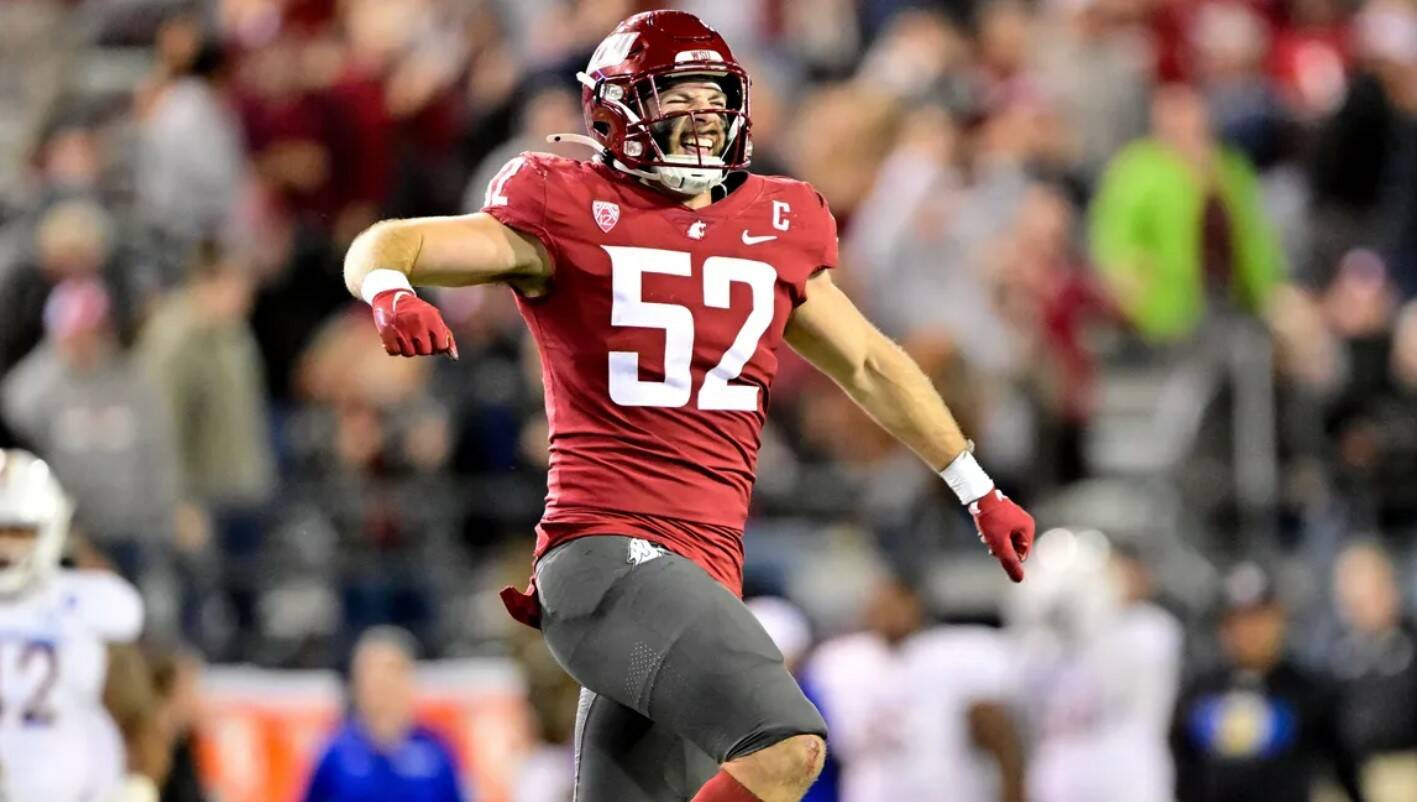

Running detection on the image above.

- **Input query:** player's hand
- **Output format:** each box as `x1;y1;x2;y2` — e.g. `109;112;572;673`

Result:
371;289;459;358
969;489;1034;583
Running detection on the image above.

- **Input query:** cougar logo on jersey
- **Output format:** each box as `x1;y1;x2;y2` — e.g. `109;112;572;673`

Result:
688;220;707;240
627;539;666;566
593;201;620;233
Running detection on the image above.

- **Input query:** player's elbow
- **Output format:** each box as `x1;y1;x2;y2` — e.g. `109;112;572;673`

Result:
343;219;417;297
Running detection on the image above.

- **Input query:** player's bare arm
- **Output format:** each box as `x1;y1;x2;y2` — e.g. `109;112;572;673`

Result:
785;270;1035;581
967;701;1027;802
343;212;550;293
103;644;170;790
342;213;551;357
784;270;972;469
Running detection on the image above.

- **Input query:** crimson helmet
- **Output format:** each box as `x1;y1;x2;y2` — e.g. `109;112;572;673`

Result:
562;11;751;196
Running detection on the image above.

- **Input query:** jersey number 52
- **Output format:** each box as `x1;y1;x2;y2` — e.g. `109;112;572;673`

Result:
605;246;775;412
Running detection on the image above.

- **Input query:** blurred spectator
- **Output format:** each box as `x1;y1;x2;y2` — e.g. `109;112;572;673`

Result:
233;32;343;229
285;310;465;650
1011;529;1182;802
1090;84;1284;341
990;182;1114;483
138;242;274;655
0;200;137;374
1305;0;1417;291
25;121;109;210
0;278;179;581
1311;252;1417;531
138;242;273;507
461;83;582;215
854;8;969;107
135;37;246;252
785;81;900;217
1034;0;1152;185
807;576;1025;802
1267;0;1351;122
302;627;467;802
1170;563;1365;802
1189;2;1290;169
1330;541;1417;802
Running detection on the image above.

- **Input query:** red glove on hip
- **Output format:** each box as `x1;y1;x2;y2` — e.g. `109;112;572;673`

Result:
370;289;458;358
969;489;1035;583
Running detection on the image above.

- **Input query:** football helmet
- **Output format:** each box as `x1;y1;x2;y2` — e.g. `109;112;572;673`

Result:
1005;527;1121;644
553;10;751;196
0;450;73;595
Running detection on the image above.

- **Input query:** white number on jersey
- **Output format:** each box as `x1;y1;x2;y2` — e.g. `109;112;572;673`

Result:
0;641;59;725
484;156;526;207
699;258;776;410
604;246;776;411
607;246;695;408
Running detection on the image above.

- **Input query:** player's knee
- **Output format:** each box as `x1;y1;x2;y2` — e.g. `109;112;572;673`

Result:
796;734;827;781
740;733;826;790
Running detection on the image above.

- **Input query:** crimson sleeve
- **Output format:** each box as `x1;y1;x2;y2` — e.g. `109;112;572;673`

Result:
480;153;555;250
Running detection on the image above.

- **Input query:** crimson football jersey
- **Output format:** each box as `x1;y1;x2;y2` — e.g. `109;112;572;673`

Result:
484;152;837;609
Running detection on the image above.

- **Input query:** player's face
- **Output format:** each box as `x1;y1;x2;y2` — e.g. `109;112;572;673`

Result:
353;642;416;741
650;80;729;159
0;527;38;571
1221;604;1287;671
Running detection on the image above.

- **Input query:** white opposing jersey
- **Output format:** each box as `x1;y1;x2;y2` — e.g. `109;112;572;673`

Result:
805;626;1016;802
0;570;143;802
1019;602;1183;802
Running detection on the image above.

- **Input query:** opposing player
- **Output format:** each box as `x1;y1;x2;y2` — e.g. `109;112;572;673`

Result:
343;11;1035;802
0;449;148;802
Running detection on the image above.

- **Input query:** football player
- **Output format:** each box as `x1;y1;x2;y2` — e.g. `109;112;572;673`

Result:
343;11;1035;802
0;449;148;802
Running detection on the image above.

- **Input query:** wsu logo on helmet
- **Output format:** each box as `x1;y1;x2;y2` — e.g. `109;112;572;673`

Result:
593;201;620;233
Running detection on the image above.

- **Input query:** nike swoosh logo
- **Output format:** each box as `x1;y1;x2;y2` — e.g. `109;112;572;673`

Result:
741;232;778;245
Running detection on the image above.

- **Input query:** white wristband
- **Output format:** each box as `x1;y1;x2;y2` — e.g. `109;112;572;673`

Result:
360;268;414;305
940;449;995;505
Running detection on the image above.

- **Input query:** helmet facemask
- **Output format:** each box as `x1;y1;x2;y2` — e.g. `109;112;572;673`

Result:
634;73;748;195
577;66;751;196
0;451;72;596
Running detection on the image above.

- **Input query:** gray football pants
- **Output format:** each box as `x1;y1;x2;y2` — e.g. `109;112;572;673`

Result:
534;536;827;801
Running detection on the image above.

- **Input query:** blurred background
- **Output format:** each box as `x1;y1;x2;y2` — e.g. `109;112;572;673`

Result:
1;0;1416;800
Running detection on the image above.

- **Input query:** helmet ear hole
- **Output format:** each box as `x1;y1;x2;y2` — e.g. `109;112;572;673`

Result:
593;121;611;137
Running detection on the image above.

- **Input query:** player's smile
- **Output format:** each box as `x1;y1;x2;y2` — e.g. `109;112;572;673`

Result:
675;125;723;159
651;79;730;161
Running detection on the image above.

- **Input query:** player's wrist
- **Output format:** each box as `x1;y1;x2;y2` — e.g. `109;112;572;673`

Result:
361;268;415;306
940;446;994;505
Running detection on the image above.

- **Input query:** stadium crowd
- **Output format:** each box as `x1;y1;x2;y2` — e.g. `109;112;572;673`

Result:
1;0;1417;800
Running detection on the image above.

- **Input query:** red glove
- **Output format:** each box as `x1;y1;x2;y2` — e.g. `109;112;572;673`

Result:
969;489;1035;583
371;289;458;358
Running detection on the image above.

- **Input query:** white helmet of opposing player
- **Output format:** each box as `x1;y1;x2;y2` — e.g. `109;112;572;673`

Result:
0;450;73;595
1005;527;1122;644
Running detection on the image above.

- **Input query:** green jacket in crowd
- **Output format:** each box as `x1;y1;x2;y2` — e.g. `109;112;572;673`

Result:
1089;140;1285;341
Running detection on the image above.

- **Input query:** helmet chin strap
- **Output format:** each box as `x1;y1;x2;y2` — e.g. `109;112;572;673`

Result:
545;134;726;197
